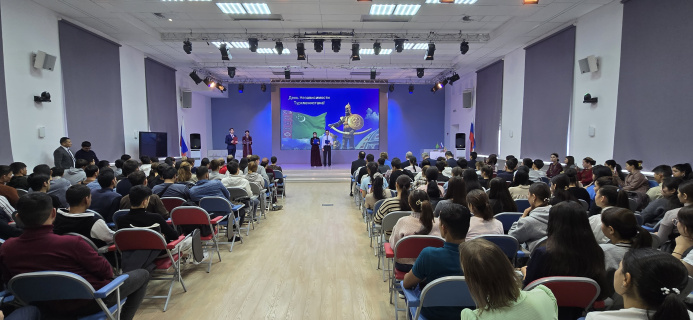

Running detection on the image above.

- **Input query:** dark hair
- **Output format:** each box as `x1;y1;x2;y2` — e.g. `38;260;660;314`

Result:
550;174;577;205
122;159;139;176
409;157;418;171
444;176;467;206
594;176;618;189
372;175;386;202
463;169;483;193
229;127;234;131
366;154;375;162
480;165;493;179
488;177;517;213
0;165;10;177
564;167;579;185
74;159;88;169
592;165;613;181
487;154;497;166
165;157;175;166
601;208;652;249
200;158;210;167
626;159;643;170
421;159;431;167
27;174;50;191
16;193;53;228
533;159;544;170
377;158;385;165
506;158;518;171
621;249;689;320
31;165;49;176
140;155;151;164
604;160;626;180
395;175;412;212
435;160;446;172
506;155;516;161
673;163;693;180
196;166;209;179
239;158;249;172
679;181;693;204
245;130;250;133
451;167;464;177
565;156;575;166
271;156;277;164
98;160;110;169
409;190;434;235
114;159;124;169
97;169;115;189
662;177;683;209
522;158;533;168
598;185;630;209
9;162;26;174
457;158;467;169
467;189;493;221
529;182;551;206
51;167;64;178
65;184;92;207
81;141;91;147
128;171;147;186
162;165;178;180
425;167;441;199
653;165;673;178
366;162;378;181
512;170;530;187
129;185;152;207
544;202;605;291
438;203;471;240
677;206;693;235
60;137;70;144
551;153;559;158
391;158;401;169
226;161;239;175
209;159;221;171
358;151;366;159
583;157;596;166
470;152;477;159
120;154;131;161
84;165;99;178
445;151;453;157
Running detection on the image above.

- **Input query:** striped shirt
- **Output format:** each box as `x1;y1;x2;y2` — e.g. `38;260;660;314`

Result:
374;197;403;224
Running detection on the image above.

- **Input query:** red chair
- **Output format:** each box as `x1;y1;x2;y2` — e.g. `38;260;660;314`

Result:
114;228;188;312
386;235;445;320
524;276;601;312
161;197;186;213
170;206;226;272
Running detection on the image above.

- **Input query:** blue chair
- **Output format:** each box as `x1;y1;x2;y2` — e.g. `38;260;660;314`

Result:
402;276;475;320
494;212;523;233
514;199;531;213
111;209;130;229
634;213;644;226
199;197;243;250
8;271;129;320
473;234;519;261
273;170;286;199
648;180;659;188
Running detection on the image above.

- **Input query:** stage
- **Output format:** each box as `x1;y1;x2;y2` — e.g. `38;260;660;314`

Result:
280;163;352;183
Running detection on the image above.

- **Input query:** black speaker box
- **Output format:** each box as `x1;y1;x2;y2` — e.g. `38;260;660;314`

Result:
190;133;201;150
455;133;466;149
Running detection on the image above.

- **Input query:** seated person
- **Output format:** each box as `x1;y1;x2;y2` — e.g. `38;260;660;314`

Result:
27;174;62;209
208;159;226;181
641;177;682;227
465;189;503;240
460;239;558;320
478;165;493;189
435;160;449;182
115;159;140;196
589;185;633;244
361;162;389;198
509;183;552;251
7;162;29;190
528;159;546;182
218;155;234;175
0;193;149;320
374;175;412;224
0;196;22;239
189;166;230;204
496;158;518;182
89;169;122;223
47;167;71;207
151;165;191;200
83;164;100;190
647;165;672;201
53;185;114;247
119;171;168;218
115;185;179;242
673;206;693;275
508;170;531;200
64;159;89;185
403;202;471;320
656;180;693;243
377;157;390;174
364;173;391;210
445;151;457;168
222;161;256;226
600;208;652;273
390;190;441;272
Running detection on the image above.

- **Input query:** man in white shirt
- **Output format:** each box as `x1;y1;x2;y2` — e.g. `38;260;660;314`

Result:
321;130;334;167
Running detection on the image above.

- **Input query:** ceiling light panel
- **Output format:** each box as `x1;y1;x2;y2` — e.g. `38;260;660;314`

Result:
360;48;392;55
242;3;271;14
257;48;290;54
231;41;249;48
403;43;415;50
273;48;290;54
393;4;421;15
424;0;478;3
369;4;396;15
412;43;429;50
211;42;232;48
216;3;246;14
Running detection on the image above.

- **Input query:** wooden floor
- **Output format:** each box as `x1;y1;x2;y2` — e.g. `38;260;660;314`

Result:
134;182;394;320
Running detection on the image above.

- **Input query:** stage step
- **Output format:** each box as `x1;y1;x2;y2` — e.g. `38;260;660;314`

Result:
281;165;352;183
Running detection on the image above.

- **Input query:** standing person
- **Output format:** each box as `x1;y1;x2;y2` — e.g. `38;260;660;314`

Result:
241;130;253;158
74;141;99;163
53;137;76;170
546;153;562;178
321;129;333;167
225;128;238;158
310;132;322;167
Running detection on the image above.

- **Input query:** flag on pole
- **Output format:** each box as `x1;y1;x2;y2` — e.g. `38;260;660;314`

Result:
180;120;189;157
469;122;475;151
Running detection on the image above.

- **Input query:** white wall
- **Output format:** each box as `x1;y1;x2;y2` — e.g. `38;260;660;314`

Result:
1;0;65;168
445;72;477;159
569;1;623;163
500;48;526;158
119;45;149;158
176;70;221;158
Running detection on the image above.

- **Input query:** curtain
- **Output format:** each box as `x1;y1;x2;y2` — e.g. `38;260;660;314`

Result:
0;8;12;163
474;60;504;155
144;58;178;156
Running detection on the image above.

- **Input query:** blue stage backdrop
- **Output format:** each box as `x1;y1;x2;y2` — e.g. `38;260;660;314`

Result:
279;88;380;150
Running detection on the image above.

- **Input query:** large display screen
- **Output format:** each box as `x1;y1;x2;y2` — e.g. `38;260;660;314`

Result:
280;88;380;150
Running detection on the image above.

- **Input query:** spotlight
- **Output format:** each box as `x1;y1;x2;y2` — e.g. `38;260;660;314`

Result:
238;84;244;93
275;41;284;55
431;85;439;93
183;40;192;54
332;39;341;53
203;77;216;88
460;41;469;55
219;43;230;60
523;0;539;4
425;43;435;60
189;71;203;84
370;69;376;80
408;85;414;94
442;79;448;86
285;69;291;79
373;42;382;55
261;84;267;92
216;83;226;93
388;84;395;92
314;39;324;52
248;38;259;52
416;68;425;78
394;39;406;53
351;43;360;61
436;82;443;89
227;67;236;78
448;73;460;85
297;43;306;60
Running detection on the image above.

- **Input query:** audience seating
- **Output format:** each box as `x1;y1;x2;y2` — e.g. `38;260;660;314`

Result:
369;199;386;249
114;228;188;311
66;232;109;255
578;199;589;212
379;211;411;280
494;212;523;233
402;276;475;320
161;197;186;213
472;234;519;263
634;213;643;226
111;209;130;229
524;276;601;313
15;189;28;197
8;271;130;320
648;180;659;188
651;233;661;249
514;199;530;212
189;199;241;252
226;187;257;229
248;184;267;221
273;170;286;199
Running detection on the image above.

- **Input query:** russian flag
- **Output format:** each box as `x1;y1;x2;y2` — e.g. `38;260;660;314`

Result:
180;123;189;157
469;122;475;151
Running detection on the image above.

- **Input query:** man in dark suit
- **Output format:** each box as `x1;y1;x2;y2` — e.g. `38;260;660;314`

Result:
350;151;366;196
445;151;458;168
225;128;237;157
53;137;75;170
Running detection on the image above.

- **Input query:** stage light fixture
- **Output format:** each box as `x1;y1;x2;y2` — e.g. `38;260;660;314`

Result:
285;69;291;79
238;84;244;93
523;0;539;4
314;39;324;52
389;84;395;92
425;43;435;60
409;85;414;94
227;67;236;78
248;38;259;52
431;85;438;93
460;40;469;55
436;82;443;89
275;41;284;55
216;83;226;93
373;42;382;55
332;39;341;53
448;73;460;85
189;71;203;84
416;68;425;78
296;43;306;60
442;79;449;86
370;69;376;80
261;84;267;92
219;43;230;60
351;43;360;61
394;39;406;53
203;77;216;88
183;40;192;54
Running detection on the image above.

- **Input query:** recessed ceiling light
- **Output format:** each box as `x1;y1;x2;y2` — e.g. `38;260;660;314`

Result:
393;4;421;15
425;0;477;3
168;18;173;21
216;3;246;14
360;48;392;55
370;4;396;15
412;43;429;50
211;42;232;48
231;41;249;48
256;48;290;54
242;3;271;14
273;48;290;54
403;43;415;50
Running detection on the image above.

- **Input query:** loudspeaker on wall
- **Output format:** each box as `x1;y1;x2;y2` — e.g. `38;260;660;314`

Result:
190;133;201;150
455;133;466;149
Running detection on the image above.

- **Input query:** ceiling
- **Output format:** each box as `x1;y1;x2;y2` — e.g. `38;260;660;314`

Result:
32;0;615;83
